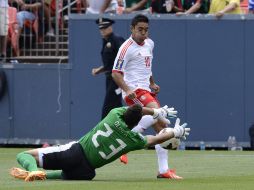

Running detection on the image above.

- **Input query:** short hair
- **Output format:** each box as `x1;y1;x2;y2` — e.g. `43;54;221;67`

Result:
123;104;143;128
131;14;149;27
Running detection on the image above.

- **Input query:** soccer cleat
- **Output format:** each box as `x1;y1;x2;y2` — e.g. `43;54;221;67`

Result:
157;169;183;179
24;171;46;182
10;167;29;179
119;154;128;164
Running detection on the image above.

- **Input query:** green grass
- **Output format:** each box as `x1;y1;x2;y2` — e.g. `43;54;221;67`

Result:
1;148;254;190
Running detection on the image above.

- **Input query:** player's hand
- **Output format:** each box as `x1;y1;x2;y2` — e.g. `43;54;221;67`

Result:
173;118;190;139
150;83;160;94
126;90;136;99
153;106;178;119
153;105;177;120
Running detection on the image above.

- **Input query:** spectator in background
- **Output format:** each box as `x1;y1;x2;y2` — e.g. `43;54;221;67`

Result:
92;18;124;119
12;0;42;56
86;0;118;14
0;0;9;63
209;0;242;18
249;0;254;13
123;0;151;14
151;0;181;13
176;0;211;15
42;0;57;36
116;0;125;14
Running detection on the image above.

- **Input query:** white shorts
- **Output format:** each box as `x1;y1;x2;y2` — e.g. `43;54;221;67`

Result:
0;7;9;36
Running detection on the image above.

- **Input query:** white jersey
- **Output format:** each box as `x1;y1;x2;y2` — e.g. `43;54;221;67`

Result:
113;36;154;98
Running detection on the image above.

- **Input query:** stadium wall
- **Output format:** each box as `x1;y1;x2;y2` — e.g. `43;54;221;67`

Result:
0;14;254;146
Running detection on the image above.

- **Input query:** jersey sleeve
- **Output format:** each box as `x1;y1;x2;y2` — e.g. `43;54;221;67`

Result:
147;38;154;51
112;39;133;74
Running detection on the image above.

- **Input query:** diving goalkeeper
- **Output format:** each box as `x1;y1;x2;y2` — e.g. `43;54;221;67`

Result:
10;104;190;181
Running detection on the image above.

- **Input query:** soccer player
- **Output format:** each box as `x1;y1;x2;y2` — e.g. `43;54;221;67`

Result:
112;14;182;179
10;104;190;181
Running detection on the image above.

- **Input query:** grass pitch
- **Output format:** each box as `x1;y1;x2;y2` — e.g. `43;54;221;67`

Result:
1;148;254;190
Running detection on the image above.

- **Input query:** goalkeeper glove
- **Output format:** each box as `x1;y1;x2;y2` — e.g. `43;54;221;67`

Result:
172;118;190;140
153;105;177;120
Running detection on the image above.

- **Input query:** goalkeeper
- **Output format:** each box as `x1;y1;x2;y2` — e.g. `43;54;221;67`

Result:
10;104;190;181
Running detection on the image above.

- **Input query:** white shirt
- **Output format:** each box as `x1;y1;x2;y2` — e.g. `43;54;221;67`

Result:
0;0;9;7
113;36;154;98
86;0;118;14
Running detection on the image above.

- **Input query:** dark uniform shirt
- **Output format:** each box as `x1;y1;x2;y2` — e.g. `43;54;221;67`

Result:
101;33;125;76
100;32;125;119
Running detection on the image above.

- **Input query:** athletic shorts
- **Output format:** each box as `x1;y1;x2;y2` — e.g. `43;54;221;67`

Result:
0;7;9;36
124;89;160;107
38;141;96;180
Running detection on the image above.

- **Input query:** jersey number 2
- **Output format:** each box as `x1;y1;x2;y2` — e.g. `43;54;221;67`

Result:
92;123;127;160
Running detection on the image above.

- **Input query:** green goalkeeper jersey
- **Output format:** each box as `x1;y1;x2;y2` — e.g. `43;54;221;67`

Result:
78;107;148;168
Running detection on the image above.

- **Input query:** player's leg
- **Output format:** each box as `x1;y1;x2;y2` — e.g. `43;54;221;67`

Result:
144;101;171;177
25;141;82;181
120;90;163;164
144;97;182;179
10;149;46;180
16;149;39;171
131;115;156;133
11;141;76;181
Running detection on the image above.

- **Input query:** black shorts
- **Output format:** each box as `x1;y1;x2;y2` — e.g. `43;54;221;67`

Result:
41;142;96;180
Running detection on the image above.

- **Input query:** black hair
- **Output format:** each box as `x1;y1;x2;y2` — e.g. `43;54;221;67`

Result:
123;104;143;128
131;14;149;27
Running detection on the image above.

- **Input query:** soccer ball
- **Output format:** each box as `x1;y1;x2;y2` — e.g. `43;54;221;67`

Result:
159;128;181;149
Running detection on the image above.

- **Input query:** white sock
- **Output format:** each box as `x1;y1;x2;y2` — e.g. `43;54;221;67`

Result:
155;144;169;174
131;115;156;133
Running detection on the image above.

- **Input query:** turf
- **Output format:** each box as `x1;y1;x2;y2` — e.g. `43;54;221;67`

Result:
1;148;254;190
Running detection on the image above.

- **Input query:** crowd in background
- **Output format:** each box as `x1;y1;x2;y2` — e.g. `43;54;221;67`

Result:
1;0;61;61
0;0;254;62
84;0;253;15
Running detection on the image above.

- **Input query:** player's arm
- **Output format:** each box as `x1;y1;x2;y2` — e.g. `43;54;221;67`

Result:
112;72;136;99
112;41;136;99
142;105;177;122
146;118;190;147
146;133;174;147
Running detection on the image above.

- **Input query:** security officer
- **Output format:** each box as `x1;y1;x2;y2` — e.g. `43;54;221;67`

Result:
92;18;125;119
